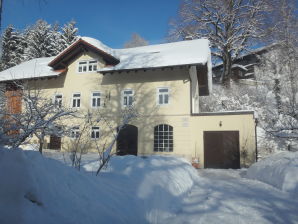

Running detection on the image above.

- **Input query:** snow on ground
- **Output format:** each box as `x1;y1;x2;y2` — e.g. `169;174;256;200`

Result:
247;151;298;197
165;169;298;224
1;148;298;224
0;148;198;224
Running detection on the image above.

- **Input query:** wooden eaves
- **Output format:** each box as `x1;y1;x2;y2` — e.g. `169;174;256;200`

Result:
48;39;120;70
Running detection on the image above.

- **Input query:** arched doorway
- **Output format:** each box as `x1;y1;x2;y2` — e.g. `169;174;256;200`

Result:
117;125;138;156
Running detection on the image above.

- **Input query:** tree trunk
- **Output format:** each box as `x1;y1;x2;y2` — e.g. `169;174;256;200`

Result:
38;134;45;154
222;52;232;88
273;78;282;114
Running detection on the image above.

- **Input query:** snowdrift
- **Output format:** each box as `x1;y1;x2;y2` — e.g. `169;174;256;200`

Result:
0;148;199;224
246;151;298;197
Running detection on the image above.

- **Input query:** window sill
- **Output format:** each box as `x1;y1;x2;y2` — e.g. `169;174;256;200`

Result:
77;71;98;74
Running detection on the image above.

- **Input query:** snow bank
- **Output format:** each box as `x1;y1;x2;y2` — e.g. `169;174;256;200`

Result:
246;151;298;197
0;149;199;224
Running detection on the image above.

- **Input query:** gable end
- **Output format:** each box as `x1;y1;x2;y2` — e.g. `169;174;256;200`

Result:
48;39;120;70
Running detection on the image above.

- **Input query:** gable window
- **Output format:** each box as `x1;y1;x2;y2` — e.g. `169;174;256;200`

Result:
122;89;134;107
72;93;81;108
157;87;169;105
154;124;173;152
91;127;100;139
71;126;80;139
54;94;63;108
91;91;101;108
78;60;98;73
88;60;97;72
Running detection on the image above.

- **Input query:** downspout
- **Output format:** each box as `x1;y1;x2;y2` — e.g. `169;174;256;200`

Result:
254;114;258;162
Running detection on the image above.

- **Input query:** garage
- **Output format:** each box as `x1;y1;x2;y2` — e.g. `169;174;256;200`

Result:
204;131;240;169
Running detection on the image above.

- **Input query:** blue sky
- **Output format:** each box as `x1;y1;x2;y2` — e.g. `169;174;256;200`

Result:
2;0;181;48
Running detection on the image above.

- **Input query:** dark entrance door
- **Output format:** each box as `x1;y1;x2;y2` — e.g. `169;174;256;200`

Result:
117;125;138;156
49;135;61;150
204;131;240;169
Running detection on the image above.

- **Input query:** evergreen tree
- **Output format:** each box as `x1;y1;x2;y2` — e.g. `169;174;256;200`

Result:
24;20;55;60
60;20;78;51
50;23;63;56
0;25;24;70
0;20;79;69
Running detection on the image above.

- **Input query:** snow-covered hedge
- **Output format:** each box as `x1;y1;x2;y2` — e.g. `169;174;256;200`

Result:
246;151;298;197
0;148;199;224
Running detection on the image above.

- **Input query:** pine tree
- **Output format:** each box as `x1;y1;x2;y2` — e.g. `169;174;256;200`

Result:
1;19;79;67
49;23;63;56
0;25;24;70
60;20;78;51
24;20;55;60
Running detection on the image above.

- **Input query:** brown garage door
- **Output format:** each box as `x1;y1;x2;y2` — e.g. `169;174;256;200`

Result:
204;131;240;169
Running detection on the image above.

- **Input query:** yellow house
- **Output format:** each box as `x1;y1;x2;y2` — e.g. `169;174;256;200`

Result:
0;37;256;168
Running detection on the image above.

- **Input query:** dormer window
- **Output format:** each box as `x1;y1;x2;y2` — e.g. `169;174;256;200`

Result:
78;60;98;73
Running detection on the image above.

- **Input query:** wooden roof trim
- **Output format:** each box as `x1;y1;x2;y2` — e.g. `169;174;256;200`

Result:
53;68;68;73
48;39;119;68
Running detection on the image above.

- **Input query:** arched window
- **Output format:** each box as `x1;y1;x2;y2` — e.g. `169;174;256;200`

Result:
154;124;173;152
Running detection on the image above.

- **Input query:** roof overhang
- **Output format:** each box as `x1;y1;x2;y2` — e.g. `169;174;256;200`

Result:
99;63;203;75
48;39;120;70
0;68;67;83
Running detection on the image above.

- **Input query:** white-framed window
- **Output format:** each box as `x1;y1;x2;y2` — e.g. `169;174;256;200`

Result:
70;126;80;139
91;127;100;139
78;60;98;73
154;124;173;152
157;87;169;105
122;89;134;107
54;94;63;108
72;93;81;108
91;91;101;108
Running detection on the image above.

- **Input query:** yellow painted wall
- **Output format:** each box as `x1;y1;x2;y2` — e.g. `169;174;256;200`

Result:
25;51;256;167
190;114;256;167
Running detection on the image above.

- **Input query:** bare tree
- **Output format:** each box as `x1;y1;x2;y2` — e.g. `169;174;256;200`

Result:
63;102;138;173
124;33;149;48
169;0;269;87
199;0;297;152
257;0;298;145
0;81;75;153
65;119;92;170
93;106;137;175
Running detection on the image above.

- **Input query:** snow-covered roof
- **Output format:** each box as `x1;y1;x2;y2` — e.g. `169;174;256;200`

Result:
0;37;212;86
99;39;210;72
81;37;117;59
213;43;279;68
0;57;62;82
48;37;119;68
